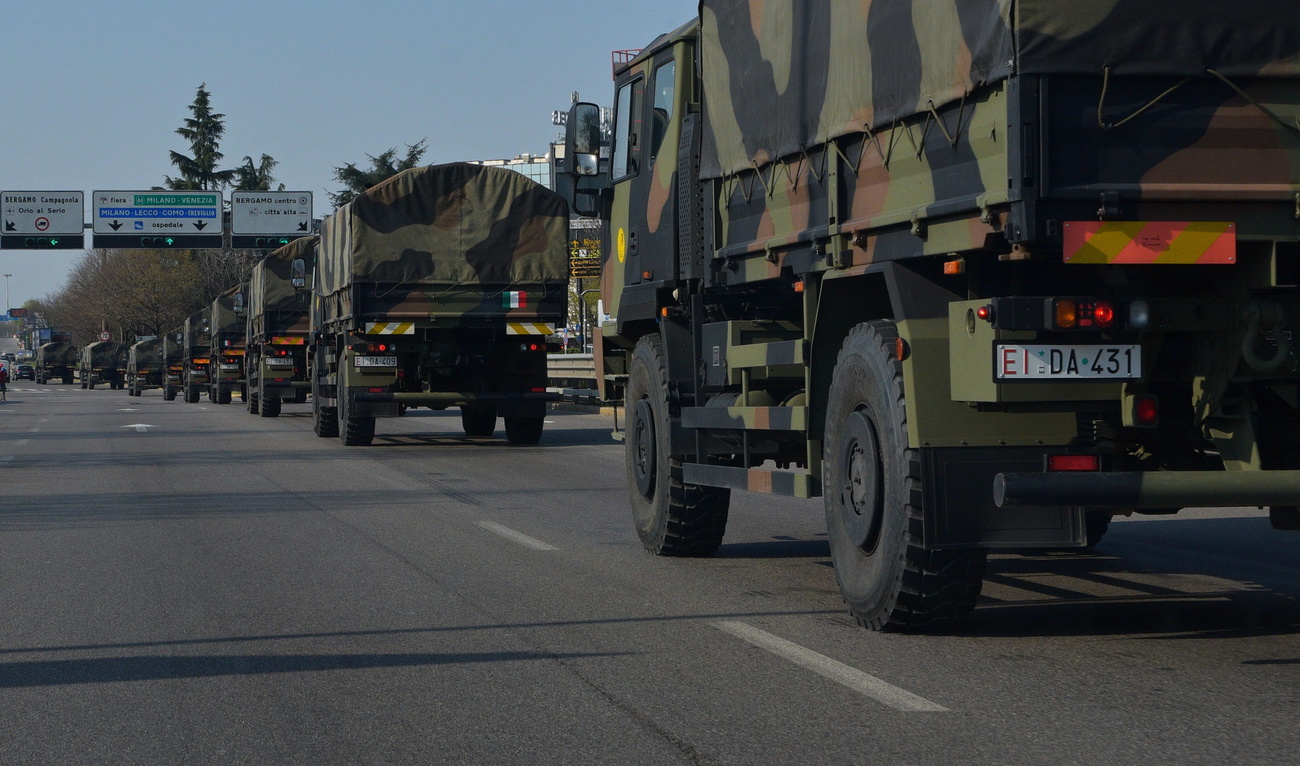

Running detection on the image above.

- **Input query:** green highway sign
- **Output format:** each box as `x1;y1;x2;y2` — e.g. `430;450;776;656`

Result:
92;190;223;249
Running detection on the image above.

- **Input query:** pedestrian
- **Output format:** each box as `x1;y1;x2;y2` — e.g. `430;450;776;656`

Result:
0;362;8;402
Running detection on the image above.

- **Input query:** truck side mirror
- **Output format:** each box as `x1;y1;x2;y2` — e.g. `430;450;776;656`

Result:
566;102;602;178
291;258;307;289
233;293;245;314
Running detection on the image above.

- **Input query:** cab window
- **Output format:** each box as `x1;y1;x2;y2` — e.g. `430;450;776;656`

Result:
648;60;676;166
611;77;645;182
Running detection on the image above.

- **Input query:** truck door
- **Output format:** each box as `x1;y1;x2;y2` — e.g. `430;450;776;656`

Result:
610;49;683;325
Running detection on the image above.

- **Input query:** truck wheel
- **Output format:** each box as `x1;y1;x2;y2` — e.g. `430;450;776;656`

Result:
247;390;260;414
63;374;73;385
460;404;497;437
294;389;308;404
824;322;986;632
184;388;199;404
260;396;281;418
504;416;544;445
218;388;232;405
312;378;338;437
337;392;374;446
626;334;730;556
164;386;176;401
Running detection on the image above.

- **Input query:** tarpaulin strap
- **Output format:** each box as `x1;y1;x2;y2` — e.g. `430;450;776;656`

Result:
925;91;969;148
1097;66;1192;132
1205;69;1300;136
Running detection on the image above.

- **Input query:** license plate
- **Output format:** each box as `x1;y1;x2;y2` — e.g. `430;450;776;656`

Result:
355;355;397;368
220;363;241;371
265;358;294;367
995;344;1140;380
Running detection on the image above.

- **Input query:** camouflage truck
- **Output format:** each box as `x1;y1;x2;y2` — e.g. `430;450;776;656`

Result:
246;237;315;417
161;329;184;401
561;1;1300;631
126;337;164;396
181;310;212;404
208;284;248;405
78;341;127;390
311;162;568;445
35;332;76;385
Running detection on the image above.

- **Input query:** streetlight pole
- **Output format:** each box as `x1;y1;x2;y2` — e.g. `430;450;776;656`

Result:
3;274;9;312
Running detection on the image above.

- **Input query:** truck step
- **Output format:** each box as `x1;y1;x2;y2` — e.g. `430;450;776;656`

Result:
681;463;818;498
681;405;806;431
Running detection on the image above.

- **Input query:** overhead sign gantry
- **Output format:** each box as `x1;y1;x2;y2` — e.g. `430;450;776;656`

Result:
230;191;313;249
92;190;223;249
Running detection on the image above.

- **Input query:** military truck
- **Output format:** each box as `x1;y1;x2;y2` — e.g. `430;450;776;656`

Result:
181;310;211;404
562;1;1300;631
246;237;315;417
78;341;126;389
311;162;568;445
161;329;184;401
126;337;164;396
35;332;76;384
208;284;247;405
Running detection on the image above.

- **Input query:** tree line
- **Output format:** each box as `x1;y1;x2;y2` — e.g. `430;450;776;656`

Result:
30;84;429;346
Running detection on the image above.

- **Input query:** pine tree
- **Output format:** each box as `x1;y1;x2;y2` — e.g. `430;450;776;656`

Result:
164;83;237;191
329;140;428;208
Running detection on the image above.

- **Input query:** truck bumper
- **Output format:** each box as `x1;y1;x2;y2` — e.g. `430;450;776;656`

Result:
995;470;1300;508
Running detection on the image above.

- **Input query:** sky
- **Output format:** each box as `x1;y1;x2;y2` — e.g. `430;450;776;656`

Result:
0;0;699;305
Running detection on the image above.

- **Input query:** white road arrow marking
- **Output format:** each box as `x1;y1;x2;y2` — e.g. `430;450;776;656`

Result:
118;408;138;412
121;423;157;432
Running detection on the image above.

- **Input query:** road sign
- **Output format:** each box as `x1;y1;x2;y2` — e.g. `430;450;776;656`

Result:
99;331;111;341
230;192;313;249
0;191;85;249
92;191;223;249
7;308;28;319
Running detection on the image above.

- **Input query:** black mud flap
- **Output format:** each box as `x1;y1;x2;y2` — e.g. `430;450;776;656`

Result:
922;447;1086;549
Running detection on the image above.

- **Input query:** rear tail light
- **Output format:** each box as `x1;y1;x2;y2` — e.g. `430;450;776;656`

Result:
1054;299;1077;329
368;387;386;393
1047;454;1100;472
1133;395;1159;427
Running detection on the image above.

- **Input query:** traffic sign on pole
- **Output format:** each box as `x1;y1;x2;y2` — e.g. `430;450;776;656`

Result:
0;191;85;249
230;191;313;249
92;191;223;249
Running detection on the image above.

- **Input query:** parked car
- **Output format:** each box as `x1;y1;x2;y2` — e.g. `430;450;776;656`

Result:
15;364;34;380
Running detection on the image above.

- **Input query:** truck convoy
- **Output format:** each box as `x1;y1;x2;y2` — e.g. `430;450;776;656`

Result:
310;162;568;446
35;332;76;384
245;237;314;417
561;0;1300;630
162;330;184;401
181;310;211;404
78;341;126;389
126;337;164;396
209;284;247;405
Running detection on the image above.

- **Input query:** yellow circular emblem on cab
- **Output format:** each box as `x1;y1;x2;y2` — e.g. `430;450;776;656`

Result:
617;228;627;263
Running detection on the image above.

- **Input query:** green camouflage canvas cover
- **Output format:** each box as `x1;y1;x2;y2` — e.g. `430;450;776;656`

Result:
128;338;163;369
210;283;247;336
82;341;126;369
37;342;77;367
699;0;1300;178
250;237;315;320
184;310;211;352
318;162;569;297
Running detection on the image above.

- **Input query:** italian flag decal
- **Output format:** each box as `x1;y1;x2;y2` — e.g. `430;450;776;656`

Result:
503;291;527;308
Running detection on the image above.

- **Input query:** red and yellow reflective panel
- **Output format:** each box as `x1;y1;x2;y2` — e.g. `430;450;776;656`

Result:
1063;221;1236;265
270;336;306;345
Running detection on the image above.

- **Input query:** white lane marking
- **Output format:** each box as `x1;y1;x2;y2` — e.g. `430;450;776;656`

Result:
12;440;28;447
0;456;12;465
120;423;157;432
475;521;559;551
38;419;48;423
26;427;39;433
714;621;948;712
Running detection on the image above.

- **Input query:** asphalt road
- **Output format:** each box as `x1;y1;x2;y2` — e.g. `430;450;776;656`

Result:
1;384;1297;765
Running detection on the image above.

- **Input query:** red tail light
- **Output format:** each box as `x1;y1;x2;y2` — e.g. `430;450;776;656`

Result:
1047;454;1100;472
1134;396;1159;427
1092;300;1116;328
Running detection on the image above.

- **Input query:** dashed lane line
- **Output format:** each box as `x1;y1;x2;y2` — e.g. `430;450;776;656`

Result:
475;520;559;551
714;621;949;712
12;440;28;447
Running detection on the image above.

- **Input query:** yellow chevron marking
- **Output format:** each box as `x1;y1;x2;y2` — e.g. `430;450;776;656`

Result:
506;322;555;336
365;323;415;335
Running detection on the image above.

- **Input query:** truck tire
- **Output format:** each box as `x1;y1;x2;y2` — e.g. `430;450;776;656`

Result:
824;322;986;632
184;388;199;404
247;390;259;414
337;392;374;446
626;334;730;556
294;389;308;404
217;388;232;405
63;374;73;385
312;378;338;437
460;404;497;437
504;416;544;445
164;386;176;401
260;396;281;418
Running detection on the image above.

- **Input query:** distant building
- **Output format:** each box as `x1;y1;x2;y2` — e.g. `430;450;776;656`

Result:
467;153;553;190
